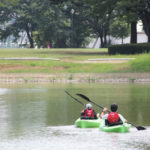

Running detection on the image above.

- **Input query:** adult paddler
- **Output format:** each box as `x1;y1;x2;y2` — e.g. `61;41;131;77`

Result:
100;103;127;126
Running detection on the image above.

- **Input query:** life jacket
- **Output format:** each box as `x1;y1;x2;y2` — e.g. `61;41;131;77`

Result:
107;112;119;124
84;108;94;118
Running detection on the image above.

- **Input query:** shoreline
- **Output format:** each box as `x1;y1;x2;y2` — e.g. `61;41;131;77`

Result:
0;73;150;84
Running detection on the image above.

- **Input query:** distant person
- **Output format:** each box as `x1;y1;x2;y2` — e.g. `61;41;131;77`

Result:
47;43;50;49
40;45;43;49
81;103;98;119
100;103;127;126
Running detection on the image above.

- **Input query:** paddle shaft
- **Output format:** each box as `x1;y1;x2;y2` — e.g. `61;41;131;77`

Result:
65;90;85;106
76;93;108;111
128;122;139;128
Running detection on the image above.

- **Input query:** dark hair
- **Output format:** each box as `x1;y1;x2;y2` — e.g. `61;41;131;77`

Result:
110;104;118;112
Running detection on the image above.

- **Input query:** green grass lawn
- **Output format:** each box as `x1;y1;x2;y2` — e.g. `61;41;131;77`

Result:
0;48;150;73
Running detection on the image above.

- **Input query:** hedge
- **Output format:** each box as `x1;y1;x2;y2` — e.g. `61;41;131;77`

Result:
108;43;150;55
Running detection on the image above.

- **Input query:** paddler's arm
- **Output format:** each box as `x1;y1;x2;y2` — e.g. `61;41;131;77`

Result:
119;114;127;123
100;107;108;118
81;109;85;116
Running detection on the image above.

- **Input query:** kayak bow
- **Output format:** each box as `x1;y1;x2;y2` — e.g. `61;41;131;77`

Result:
75;118;102;128
99;120;131;133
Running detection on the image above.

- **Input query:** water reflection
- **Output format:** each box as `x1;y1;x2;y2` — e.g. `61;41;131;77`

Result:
0;84;150;131
0;83;150;149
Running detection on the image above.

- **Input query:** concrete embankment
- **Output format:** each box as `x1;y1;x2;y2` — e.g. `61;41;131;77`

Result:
0;73;150;84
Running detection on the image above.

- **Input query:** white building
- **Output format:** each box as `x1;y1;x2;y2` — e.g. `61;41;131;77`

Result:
0;20;29;48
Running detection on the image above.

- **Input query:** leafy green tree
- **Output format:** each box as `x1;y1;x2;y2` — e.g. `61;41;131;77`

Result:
61;0;92;48
115;0;139;43
137;0;150;42
0;0;92;48
69;0;116;48
86;0;118;47
117;0;150;43
1;0;150;49
33;4;71;48
0;0;46;48
110;19;130;44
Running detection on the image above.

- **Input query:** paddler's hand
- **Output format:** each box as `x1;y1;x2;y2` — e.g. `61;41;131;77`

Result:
81;110;84;113
100;108;108;118
103;107;108;113
124;119;127;123
97;113;100;118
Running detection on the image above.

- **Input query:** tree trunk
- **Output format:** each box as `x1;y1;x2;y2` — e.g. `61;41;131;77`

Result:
122;37;123;44
130;22;137;43
141;14;150;42
28;32;34;48
146;30;150;42
100;36;104;48
148;34;150;43
25;24;34;48
104;33;107;47
138;1;150;43
92;37;98;48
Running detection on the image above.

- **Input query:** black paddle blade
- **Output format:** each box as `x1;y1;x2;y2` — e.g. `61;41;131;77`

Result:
136;126;146;130
76;93;91;102
77;93;105;110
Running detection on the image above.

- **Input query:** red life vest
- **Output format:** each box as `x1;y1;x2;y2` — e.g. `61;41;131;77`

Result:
108;112;119;124
84;108;94;117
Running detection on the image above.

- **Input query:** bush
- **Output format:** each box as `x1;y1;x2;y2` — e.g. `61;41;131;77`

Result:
108;43;150;55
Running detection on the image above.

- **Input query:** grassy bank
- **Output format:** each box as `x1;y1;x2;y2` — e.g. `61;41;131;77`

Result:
0;48;150;73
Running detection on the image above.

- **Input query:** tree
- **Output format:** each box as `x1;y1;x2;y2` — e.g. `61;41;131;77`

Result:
1;0;150;49
115;0;139;43
75;0;118;48
33;3;71;48
0;0;92;48
57;0;93;48
137;0;150;42
0;0;47;48
117;0;150;43
110;19;130;44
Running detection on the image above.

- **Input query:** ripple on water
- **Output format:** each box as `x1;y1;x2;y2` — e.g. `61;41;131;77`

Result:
0;126;150;150
0;88;8;95
0;89;8;126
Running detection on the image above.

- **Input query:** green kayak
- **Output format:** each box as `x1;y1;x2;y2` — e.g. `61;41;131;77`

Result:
99;120;131;133
75;118;102;128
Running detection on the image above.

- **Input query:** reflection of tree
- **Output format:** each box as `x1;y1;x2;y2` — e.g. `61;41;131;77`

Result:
45;89;70;126
129;85;150;126
7;89;46;136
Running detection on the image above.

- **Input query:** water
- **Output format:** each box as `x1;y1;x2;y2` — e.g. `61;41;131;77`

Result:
0;83;150;150
1;126;150;150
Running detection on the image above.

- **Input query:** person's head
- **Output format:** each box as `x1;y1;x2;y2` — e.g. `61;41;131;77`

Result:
110;103;118;112
86;103;92;110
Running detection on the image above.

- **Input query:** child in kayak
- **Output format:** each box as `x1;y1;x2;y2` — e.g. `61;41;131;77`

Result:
81;103;98;119
100;103;127;126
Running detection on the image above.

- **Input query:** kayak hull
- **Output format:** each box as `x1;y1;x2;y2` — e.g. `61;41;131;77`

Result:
75;118;102;128
99;121;131;133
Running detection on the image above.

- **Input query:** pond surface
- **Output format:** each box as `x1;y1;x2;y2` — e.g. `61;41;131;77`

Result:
0;83;150;150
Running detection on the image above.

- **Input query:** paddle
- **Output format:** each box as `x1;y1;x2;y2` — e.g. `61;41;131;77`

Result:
65;90;85;106
76;93;110;112
77;93;146;131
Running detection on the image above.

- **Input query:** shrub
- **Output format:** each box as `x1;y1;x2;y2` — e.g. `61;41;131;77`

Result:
108;43;150;55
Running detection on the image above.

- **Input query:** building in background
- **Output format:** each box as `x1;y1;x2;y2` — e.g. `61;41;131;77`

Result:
89;21;148;48
0;19;29;48
0;32;29;48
